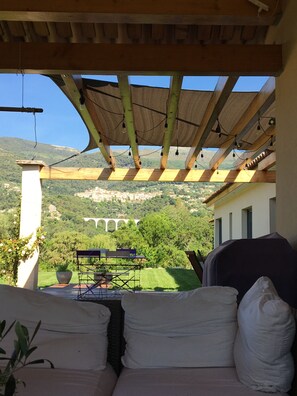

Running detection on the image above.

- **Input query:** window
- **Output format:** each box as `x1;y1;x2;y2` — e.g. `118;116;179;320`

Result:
229;212;233;239
215;218;222;246
242;207;253;238
269;197;276;233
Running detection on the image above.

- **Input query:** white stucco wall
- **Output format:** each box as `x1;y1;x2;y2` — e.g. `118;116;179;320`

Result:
266;0;297;248
212;183;276;246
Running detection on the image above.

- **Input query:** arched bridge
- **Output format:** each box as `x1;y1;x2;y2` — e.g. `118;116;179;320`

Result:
84;217;140;232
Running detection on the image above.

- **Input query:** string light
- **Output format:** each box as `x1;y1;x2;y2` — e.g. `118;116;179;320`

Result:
216;119;221;137
79;89;85;106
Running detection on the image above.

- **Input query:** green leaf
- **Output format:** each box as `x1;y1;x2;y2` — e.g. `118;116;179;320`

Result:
2;322;15;339
0;321;6;337
24;346;37;359
30;321;41;343
4;374;16;396
14;322;28;355
26;359;54;369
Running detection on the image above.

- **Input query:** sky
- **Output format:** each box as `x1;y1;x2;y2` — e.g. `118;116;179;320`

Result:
0;74;269;151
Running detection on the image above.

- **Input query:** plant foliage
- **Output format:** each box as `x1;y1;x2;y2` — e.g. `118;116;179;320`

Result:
0;320;54;396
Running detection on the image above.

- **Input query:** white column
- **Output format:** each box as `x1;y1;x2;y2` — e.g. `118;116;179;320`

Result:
16;161;44;290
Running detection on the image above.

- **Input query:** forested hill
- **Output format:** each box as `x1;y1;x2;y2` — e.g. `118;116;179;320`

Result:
0;136;222;195
0;137;223;227
0;137;219;261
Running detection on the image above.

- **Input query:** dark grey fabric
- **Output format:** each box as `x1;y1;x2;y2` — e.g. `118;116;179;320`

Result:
202;234;297;308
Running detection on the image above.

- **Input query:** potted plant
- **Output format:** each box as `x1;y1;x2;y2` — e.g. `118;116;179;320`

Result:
0;320;54;396
55;263;73;284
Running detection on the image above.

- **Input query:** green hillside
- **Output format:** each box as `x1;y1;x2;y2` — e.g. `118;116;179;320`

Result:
0;136;221;200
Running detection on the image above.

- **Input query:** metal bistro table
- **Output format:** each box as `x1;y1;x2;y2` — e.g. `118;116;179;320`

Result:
76;249;144;300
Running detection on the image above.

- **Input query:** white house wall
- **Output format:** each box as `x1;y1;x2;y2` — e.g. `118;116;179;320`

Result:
213;184;276;246
266;0;297;248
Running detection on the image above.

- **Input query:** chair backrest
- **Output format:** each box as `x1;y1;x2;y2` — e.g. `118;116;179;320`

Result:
76;249;101;259
202;235;297;307
116;248;136;256
107;250;133;258
185;251;203;283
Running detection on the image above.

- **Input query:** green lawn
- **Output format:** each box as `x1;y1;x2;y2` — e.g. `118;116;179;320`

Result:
38;268;201;291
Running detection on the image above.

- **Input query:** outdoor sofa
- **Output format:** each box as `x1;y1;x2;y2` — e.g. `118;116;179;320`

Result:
0;277;296;396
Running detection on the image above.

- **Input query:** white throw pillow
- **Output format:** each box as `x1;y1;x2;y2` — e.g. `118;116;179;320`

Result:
0;285;110;370
234;276;295;393
122;287;238;368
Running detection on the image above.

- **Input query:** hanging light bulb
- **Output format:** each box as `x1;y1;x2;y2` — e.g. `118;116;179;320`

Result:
128;147;131;156
216;119;221;135
175;148;179;156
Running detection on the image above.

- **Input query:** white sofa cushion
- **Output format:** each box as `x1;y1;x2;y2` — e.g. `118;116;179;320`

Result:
234;276;295;393
0;285;110;370
122;287;238;368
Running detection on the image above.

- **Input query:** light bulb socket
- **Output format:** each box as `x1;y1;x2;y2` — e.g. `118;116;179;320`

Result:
268;117;276;126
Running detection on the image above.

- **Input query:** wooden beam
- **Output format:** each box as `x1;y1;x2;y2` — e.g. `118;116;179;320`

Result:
209;77;275;170
185;76;238;169
257;151;276;170
234;125;275;169
160;74;183;169
40;167;276;183
0;42;282;76
204;183;243;206
59;74;115;168
0;0;281;25
118;75;141;169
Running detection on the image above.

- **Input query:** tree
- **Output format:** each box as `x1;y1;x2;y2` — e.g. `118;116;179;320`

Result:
0;209;45;286
113;221;147;252
40;231;89;271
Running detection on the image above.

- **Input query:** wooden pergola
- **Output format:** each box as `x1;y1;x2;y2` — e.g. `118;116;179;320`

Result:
0;0;286;288
0;0;282;183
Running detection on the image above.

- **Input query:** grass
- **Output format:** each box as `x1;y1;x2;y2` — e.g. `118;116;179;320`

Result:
38;268;201;291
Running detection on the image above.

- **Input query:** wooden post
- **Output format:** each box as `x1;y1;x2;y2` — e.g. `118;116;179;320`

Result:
16;161;45;290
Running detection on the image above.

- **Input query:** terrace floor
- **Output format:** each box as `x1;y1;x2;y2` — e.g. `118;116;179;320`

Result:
41;283;133;300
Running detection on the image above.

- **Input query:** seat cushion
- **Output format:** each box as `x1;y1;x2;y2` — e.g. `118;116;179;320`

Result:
112;367;288;396
8;365;117;396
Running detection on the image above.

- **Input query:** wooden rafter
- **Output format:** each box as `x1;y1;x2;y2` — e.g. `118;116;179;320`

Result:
204;183;243;206
185;76;238;170
60;74;115;168
234;125;275;169
40;167;275;183
118;75;141;169
209;77;275;170
0;0;281;25
160;74;183;169
0;42;282;76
